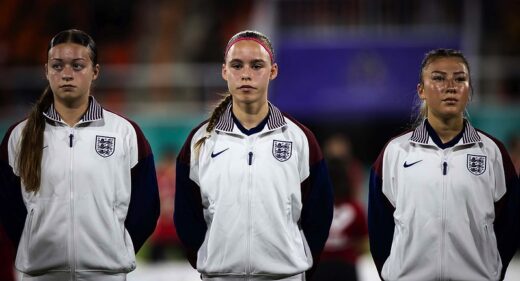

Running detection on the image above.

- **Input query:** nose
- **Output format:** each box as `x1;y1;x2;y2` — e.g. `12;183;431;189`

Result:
241;67;252;81
445;78;456;93
62;66;73;81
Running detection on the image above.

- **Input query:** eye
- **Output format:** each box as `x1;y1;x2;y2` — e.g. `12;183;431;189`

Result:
51;64;63;70
251;62;264;70
72;63;85;71
432;75;444;81
455;76;467;82
230;62;242;69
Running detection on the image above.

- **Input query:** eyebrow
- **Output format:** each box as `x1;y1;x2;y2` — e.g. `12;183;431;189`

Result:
228;58;266;64
431;70;467;75
48;58;88;62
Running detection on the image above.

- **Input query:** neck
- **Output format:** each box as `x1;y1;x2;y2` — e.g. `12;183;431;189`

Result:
427;115;464;143
54;96;90;126
232;100;269;129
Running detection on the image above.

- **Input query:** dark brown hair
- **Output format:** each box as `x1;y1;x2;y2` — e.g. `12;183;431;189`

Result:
18;29;97;192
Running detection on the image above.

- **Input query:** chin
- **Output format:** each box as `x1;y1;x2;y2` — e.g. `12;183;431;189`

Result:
440;112;464;119
55;93;89;105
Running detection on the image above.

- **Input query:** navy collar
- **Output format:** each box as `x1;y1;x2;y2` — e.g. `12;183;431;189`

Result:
425;120;464;149
43;96;104;123
232;110;269;136
410;118;481;146
215;102;286;133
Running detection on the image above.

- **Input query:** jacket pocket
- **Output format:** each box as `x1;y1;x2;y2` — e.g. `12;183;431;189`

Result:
25;209;35;255
74;205;135;271
383;220;406;280
483;224;501;276
16;205;69;274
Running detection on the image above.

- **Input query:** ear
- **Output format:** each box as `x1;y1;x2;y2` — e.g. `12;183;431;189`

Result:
45;64;49;80
417;83;425;100
270;63;278;80
221;63;228;81
92;64;100;80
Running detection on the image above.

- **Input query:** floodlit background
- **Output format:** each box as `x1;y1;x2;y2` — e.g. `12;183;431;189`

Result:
1;1;520;280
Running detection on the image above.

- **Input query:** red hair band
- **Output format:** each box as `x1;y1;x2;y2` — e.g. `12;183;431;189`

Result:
224;37;274;63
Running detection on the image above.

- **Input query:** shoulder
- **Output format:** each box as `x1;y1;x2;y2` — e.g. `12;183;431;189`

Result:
185;120;210;146
1;119;27;161
475;129;511;161
387;129;414;148
475;128;518;180
177;120;209;164
282;113;322;163
282;113;316;140
373;129;413;172
476;129;507;151
102;110;152;159
3;119;27;138
102;110;141;133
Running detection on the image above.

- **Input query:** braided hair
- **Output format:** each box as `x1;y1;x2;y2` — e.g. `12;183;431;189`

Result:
194;30;274;153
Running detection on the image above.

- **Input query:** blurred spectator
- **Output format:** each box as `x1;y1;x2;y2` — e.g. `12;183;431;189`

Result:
0;221;16;281
149;148;180;262
312;134;368;281
323;134;364;198
508;133;520;175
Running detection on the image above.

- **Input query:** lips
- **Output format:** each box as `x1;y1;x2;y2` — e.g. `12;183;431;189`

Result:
60;85;76;90
238;85;255;90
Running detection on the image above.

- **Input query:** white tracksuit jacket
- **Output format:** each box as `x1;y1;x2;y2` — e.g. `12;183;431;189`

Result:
368;119;520;281
0;97;160;281
174;103;333;280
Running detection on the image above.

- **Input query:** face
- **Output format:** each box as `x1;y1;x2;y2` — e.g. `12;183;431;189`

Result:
46;43;99;106
222;40;278;106
418;57;470;121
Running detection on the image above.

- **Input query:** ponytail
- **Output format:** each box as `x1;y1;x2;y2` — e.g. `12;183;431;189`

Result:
411;96;428;128
194;94;232;154
18;87;53;192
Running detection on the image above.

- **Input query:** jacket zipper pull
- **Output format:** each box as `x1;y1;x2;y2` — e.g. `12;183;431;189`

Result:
69;133;74;147
248;152;253;165
443;161;447;175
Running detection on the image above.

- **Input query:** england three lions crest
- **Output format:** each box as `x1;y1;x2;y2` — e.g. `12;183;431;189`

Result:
467;154;486;175
273;140;292;162
96;135;116;158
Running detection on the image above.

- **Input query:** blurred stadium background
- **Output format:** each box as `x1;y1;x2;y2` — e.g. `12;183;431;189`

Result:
1;0;520;280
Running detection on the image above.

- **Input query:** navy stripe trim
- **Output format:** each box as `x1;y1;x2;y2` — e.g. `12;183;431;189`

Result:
266;103;286;130
215;103;234;132
43;103;61;122
215;102;287;132
43;96;103;123
410;119;481;144
81;96;104;122
409;120;429;143
462;121;481;144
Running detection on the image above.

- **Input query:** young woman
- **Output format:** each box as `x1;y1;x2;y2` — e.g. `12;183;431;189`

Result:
0;29;160;281
174;30;334;281
368;49;520;281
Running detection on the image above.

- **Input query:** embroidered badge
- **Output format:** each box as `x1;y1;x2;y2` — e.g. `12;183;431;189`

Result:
95;135;116;157
467;154;486;175
273;140;292;162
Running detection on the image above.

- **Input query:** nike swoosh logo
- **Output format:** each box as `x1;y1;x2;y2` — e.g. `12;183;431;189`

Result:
403;160;423;168
211;148;229;158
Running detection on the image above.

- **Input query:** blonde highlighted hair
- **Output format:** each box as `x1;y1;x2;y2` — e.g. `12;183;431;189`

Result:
412;48;472;127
